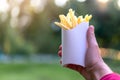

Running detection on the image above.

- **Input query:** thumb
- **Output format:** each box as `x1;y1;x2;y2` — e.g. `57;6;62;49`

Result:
87;25;98;48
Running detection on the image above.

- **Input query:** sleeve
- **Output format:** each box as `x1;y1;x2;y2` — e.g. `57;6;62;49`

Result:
100;73;120;80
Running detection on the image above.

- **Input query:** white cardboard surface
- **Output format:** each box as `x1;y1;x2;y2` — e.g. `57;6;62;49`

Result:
62;22;89;67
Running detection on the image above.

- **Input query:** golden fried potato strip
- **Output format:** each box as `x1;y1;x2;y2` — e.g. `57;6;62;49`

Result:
54;9;92;30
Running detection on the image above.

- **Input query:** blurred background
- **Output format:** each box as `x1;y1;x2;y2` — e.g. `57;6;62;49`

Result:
0;0;120;80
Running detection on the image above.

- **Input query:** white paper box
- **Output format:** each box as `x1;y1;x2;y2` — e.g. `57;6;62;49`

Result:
62;22;89;67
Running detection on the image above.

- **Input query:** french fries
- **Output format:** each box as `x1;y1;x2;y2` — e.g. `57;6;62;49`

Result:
54;9;92;30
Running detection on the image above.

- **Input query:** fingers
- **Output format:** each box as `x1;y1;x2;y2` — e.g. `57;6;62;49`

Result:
66;64;84;72
58;45;62;64
58;45;62;57
58;50;62;57
87;25;98;48
59;45;62;50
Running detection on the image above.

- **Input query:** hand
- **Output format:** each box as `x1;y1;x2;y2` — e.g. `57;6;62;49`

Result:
58;25;113;80
58;45;93;80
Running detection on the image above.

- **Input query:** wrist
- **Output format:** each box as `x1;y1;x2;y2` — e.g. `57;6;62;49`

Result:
87;61;113;80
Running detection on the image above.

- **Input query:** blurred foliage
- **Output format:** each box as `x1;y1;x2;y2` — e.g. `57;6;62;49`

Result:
0;0;120;55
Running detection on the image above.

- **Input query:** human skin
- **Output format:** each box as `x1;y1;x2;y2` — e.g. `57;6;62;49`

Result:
58;25;113;80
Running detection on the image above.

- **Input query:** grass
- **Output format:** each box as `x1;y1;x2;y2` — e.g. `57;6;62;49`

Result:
0;59;119;80
0;63;84;80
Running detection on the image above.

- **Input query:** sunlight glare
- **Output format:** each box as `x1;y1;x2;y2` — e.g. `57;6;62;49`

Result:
54;0;68;7
30;0;45;12
30;0;41;8
16;0;24;5
11;6;20;17
117;0;120;8
77;0;86;2
98;0;109;4
0;0;9;13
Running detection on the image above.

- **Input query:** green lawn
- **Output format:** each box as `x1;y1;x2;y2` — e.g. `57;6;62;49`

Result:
0;59;119;80
0;63;84;80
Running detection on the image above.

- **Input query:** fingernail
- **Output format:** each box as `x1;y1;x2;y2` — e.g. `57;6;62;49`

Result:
89;25;94;33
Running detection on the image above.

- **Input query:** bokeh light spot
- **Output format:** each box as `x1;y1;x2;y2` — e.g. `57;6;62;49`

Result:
0;0;9;13
117;0;120;8
98;0;109;4
54;0;68;7
77;0;86;2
